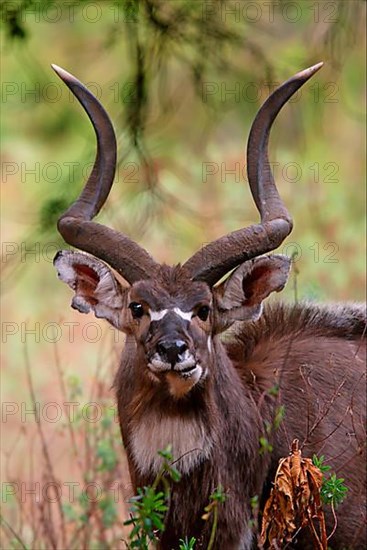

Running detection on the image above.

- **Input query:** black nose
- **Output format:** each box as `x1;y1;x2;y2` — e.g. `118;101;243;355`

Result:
157;340;188;365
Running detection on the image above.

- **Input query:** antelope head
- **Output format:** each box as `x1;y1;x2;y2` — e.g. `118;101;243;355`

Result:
53;63;323;398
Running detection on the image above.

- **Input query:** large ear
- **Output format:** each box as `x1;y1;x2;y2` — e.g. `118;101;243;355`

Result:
214;255;291;329
54;250;128;330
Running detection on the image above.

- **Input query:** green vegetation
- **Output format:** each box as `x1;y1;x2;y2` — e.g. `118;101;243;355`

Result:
313;454;348;508
124;446;180;549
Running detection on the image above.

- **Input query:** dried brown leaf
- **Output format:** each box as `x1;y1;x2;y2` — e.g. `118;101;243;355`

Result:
260;439;327;549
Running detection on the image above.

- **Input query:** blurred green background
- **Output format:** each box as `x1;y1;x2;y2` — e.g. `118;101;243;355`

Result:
1;0;366;547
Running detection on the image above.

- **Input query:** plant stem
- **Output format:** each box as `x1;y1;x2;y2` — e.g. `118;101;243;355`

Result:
206;504;218;550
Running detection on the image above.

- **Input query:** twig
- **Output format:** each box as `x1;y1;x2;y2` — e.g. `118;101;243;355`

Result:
327;501;338;541
291;252;299;304
0;514;28;550
23;343;62;549
304;374;346;445
53;340;84;476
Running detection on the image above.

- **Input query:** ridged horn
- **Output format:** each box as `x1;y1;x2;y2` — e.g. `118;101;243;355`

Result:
52;64;159;283
183;62;323;285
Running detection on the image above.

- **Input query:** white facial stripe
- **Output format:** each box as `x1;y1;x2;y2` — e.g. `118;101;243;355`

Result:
149;309;168;321
207;335;212;354
173;307;193;321
149;308;193;321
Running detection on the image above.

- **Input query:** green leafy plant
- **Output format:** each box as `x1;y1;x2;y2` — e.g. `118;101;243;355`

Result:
259;436;273;455
312;455;348;507
124;452;226;550
125;487;168;548
321;474;348;507
124;446;181;549
312;454;331;474
273;405;285;430
202;486;227;550
179;536;197;549
247;494;259;532
260;399;285;455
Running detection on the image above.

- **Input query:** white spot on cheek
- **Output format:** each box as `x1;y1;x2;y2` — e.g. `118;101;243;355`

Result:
173;308;193;321
149;309;168;321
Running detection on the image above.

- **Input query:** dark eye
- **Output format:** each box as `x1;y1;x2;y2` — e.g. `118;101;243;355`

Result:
197;305;210;321
129;302;144;319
